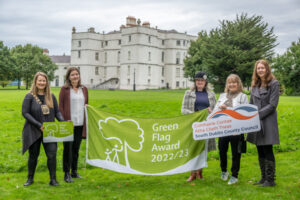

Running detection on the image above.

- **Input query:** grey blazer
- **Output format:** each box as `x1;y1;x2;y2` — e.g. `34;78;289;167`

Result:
22;93;64;154
247;80;280;146
181;89;217;151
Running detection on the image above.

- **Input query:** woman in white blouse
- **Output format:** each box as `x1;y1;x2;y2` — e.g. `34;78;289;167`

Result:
214;74;248;185
59;67;88;183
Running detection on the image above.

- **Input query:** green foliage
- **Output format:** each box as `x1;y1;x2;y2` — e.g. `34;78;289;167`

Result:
0;41;13;84
184;13;277;92
10;44;57;89
273;38;300;95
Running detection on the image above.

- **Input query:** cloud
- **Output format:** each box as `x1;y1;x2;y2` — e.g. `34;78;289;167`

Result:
0;0;299;55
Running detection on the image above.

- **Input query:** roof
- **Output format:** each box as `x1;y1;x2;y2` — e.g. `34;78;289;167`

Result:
50;55;70;63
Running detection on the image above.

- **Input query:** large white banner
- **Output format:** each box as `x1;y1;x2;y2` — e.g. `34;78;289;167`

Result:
193;104;261;140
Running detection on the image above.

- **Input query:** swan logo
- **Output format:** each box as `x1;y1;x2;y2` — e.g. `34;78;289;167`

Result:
208;106;258;120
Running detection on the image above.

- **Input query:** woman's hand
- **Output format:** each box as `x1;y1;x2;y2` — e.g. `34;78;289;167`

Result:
208;107;212;113
219;104;227;110
40;126;44;132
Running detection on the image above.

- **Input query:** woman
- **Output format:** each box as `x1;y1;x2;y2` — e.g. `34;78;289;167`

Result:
215;74;248;185
247;59;280;187
22;72;64;186
59;67;88;183
181;71;217;182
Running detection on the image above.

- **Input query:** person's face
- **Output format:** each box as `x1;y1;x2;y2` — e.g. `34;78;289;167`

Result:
69;70;80;86
195;79;206;90
227;80;238;93
257;63;267;79
36;75;47;91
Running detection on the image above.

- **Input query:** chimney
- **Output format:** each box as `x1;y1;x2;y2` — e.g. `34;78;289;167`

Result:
43;49;49;56
142;21;150;28
72;27;76;33
88;27;95;33
126;16;137;27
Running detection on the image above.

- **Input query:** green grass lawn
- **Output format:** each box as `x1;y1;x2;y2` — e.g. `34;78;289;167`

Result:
0;88;299;199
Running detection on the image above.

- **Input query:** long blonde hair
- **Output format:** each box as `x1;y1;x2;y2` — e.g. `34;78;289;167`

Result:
224;74;243;93
30;72;54;108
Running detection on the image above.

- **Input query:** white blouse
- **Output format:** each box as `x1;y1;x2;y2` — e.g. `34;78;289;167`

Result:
70;87;85;126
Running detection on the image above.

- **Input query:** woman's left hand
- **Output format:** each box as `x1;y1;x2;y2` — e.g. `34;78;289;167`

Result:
208;107;212;113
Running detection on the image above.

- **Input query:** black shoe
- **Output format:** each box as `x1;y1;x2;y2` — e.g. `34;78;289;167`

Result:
24;176;34;186
253;178;265;185
64;172;74;183
49;178;59;186
253;158;266;185
260;160;276;187
71;171;82;178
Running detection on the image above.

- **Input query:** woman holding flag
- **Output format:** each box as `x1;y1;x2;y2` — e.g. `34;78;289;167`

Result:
181;72;217;182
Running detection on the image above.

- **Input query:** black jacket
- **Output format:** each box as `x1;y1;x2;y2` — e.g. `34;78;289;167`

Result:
22;93;64;154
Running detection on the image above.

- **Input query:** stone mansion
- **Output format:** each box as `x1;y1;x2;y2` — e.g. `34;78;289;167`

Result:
50;16;197;90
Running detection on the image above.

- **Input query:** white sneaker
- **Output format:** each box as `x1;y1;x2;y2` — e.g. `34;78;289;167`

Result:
228;176;238;185
221;171;229;181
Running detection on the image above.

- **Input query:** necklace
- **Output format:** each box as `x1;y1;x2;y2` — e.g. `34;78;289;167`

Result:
31;93;50;115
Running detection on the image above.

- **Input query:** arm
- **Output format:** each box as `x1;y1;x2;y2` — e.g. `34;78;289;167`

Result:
22;94;43;129
181;91;193;114
242;93;249;104
53;94;64;121
259;81;280;120
59;87;64;114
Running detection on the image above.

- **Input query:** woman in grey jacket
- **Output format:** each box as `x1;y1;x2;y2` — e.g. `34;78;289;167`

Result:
181;72;217;182
215;74;248;185
247;59;280;187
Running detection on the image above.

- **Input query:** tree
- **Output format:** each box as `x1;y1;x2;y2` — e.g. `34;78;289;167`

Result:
184;13;277;91
0;41;13;87
272;39;300;95
10;44;57;89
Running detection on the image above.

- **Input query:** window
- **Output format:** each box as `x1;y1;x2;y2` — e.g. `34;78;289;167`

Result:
128;51;131;60
104;67;107;78
161;80;164;84
148;52;151;61
105;41;108;46
78;41;81;47
117;66;120;76
148;36;151;43
183;40;186;46
182;81;185;88
119;40;121;45
78;50;81;58
176;81;180;87
176;68;180;78
78;67;80;71
162;67;164;77
148;79;151;85
91;79;93;84
176;52;180;64
64;67;67;70
176;40;181;46
127;65;130;76
129;35;131;42
162;40;165;45
148;66;151;76
101;42;104;48
161;51;164;62
55;77;59;87
95;67;99;75
117;51;120;63
95;52;99;61
104;52;107;63
127;79;130;85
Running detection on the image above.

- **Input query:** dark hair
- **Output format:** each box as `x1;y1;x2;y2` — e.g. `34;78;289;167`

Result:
64;67;82;88
251;59;276;88
194;72;208;91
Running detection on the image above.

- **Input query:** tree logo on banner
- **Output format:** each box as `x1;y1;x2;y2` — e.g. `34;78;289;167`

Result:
98;117;144;168
44;124;58;137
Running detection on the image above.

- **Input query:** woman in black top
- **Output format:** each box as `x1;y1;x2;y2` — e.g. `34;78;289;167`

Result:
22;72;64;186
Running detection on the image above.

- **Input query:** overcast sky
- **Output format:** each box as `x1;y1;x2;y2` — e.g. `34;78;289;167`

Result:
1;0;299;56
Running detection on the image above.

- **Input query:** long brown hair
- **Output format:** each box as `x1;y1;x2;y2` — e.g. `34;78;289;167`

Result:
64;67;82;88
224;74;243;93
251;59;275;88
30;72;54;108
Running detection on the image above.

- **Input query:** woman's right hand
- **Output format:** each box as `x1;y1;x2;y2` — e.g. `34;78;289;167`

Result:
219;104;227;110
40;126;44;132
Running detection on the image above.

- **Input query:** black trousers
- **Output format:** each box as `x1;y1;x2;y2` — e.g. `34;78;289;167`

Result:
28;137;57;177
63;126;83;172
257;145;275;162
218;135;242;178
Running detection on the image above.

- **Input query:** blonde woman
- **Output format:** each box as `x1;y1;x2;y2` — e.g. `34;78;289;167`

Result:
22;72;64;186
215;74;248;185
181;72;217;182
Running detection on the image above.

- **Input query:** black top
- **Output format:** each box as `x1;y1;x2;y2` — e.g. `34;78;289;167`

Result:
37;94;45;104
194;91;210;111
